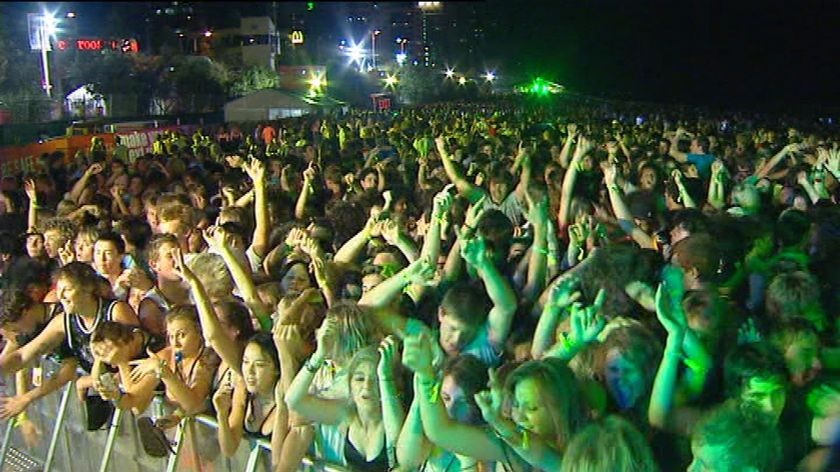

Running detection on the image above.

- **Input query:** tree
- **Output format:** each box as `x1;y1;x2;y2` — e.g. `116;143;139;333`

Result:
397;65;440;105
164;55;229;113
228;66;279;97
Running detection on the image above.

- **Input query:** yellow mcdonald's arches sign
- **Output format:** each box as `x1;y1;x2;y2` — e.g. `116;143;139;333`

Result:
291;30;304;44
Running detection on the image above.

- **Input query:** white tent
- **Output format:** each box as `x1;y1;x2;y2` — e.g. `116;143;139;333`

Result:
65;84;107;118
223;89;314;122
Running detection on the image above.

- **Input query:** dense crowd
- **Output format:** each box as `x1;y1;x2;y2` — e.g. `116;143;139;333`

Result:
0;97;839;471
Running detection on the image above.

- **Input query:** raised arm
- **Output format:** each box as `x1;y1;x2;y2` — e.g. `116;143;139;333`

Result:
23;180;40;232
668;129;689;163
173;247;244;376
68;163;104;205
648;266;710;432
333;212;377;265
603;163;656;249
754;143;801;180
543;289;606;362
204;226;272;331
522;191;549;303
213;376;248;457
672;170;698;209
377;336;406;469
242;157;270;258
359;257;435;310
557;124;577;169
435;136;485;203
707;161;728;210
531;277;581;360
396;390;434;470
284;317;351;426
558;136;592;227
475;368;563;471
460;232;517;349
379;218;420;263
401;332;508;462
295;164;316;221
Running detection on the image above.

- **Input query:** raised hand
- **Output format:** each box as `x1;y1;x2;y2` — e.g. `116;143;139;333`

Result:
57;240;75;266
547;276;582;311
432;185;454;219
302;163;317;183
401;331;435;379
24;179;37;203
377;335;399;381
737;317;762;346
474;367;504;426
285;227;307;249
654;282;687;338
568;289;607;345
602;161;618;186
202;225;231;251
464;194;488;229
314;316;337;361
242;157;266;183
169;247;194;282
403;256;436;285
826;149;840;176
225;154;244;169
212;379;234;416
807;382;840;417
378;218;401;245
524;190;549;226
86;163;104;176
459;231;488;268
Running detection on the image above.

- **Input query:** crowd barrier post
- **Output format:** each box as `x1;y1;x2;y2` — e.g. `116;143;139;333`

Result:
164;416;189;472
0;418;13;466
97;407;123;472
244;441;263;472
43;381;72;472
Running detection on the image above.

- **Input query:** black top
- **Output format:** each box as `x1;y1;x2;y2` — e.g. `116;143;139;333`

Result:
243;397;276;440
344;435;389;472
57;298;117;373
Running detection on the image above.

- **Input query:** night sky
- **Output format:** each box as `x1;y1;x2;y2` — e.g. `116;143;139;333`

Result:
3;1;840;110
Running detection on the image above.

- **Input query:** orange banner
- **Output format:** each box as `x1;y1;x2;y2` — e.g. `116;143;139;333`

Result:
0;133;116;175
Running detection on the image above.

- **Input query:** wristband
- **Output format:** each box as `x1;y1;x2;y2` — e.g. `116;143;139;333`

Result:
561;333;579;352
305;356;324;374
14;411;28;427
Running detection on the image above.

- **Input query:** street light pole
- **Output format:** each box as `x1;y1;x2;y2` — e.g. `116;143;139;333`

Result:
371;30;381;70
39;18;52;98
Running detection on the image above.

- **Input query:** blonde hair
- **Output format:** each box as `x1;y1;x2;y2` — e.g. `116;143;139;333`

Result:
561;415;658;472
325;302;379;365
186;253;234;301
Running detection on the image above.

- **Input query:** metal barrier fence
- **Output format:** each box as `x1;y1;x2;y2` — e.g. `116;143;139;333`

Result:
0;359;348;472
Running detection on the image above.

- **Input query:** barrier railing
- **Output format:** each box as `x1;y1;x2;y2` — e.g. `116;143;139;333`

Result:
0;357;349;472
